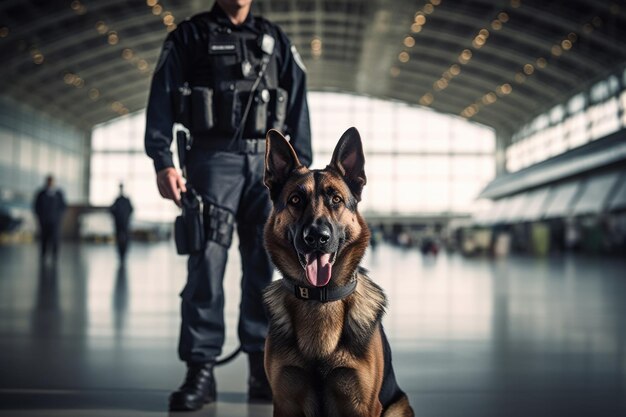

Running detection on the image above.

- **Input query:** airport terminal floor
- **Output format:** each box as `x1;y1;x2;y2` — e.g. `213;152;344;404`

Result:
0;241;625;417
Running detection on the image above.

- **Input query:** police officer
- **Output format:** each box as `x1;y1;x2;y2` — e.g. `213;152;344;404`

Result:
33;175;67;262
144;0;311;411
109;183;134;261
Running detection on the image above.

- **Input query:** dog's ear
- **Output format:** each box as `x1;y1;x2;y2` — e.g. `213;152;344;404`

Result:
329;127;367;201
265;129;302;200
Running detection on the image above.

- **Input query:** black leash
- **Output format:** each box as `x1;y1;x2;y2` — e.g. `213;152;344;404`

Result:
215;345;243;366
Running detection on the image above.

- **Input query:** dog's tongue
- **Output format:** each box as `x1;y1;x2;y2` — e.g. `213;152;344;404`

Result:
304;253;332;287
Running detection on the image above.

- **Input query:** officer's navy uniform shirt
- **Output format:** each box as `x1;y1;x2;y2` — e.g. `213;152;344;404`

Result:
145;3;312;172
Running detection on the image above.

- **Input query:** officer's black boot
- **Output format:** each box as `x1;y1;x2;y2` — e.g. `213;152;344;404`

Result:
248;352;272;402
169;362;216;411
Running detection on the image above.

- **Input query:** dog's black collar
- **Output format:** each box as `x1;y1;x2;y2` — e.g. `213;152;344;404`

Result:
281;276;357;303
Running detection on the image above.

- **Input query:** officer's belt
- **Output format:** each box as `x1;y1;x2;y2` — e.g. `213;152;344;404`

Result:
191;138;266;154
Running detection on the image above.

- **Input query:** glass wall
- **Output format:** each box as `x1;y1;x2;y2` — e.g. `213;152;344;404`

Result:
90;112;180;222
309;92;495;215
506;67;626;173
90;92;495;221
0;96;88;205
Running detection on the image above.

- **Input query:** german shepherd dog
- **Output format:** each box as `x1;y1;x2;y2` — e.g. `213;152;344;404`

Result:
262;127;414;417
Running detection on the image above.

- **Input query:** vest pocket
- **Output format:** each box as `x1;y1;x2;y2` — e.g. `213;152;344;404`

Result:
190;86;215;134
269;88;288;130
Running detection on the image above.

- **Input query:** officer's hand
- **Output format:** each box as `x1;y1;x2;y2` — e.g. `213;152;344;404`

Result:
156;167;187;207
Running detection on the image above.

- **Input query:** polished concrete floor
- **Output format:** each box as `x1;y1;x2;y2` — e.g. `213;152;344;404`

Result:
0;240;625;417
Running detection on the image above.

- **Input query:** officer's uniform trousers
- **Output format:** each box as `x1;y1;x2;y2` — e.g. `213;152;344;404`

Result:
179;145;273;364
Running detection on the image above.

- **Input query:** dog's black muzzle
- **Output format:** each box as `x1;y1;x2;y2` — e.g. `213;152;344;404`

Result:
302;223;332;252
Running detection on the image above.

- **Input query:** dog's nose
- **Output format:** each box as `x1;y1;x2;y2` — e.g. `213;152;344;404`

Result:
303;224;331;250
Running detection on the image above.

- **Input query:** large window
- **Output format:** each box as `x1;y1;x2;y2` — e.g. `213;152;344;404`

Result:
309;92;495;215
507;69;626;173
90;93;495;221
90;112;179;222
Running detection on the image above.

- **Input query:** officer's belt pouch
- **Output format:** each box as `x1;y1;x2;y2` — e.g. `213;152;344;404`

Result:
175;191;205;255
269;88;288;130
174;215;189;255
248;90;269;137
204;204;235;248
190;86;215;134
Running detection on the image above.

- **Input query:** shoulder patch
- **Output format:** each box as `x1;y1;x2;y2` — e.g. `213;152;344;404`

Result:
291;45;306;72
155;40;174;74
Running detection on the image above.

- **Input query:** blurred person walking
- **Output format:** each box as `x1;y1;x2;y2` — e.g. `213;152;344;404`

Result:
110;183;134;261
33;175;66;262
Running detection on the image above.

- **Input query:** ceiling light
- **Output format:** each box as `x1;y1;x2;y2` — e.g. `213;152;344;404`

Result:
449;64;461;75
122;49;134;60
163;12;174;25
523;64;534;75
390;66;400;77
403;36;415;47
411;23;423;33
311;37;322;58
433;78;448;91
472;36;486;48
89;88;100;100
551;45;562;56
398;51;410;63
108;32;119;45
147;0;158;6
423;4;434;14
64;73;76;84
497;83;512;95
71;0;86;14
536;57;547;68
482;92;497;104
95;21;108;34
311;37;322;52
414;15;426;25
32;52;44;64
459;49;472;64
152;4;163;15
515;72;526;83
419;93;434;106
561;39;572;50
491;20;502;30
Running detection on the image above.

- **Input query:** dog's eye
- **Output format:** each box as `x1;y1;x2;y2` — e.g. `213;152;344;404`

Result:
289;195;301;205
331;195;343;204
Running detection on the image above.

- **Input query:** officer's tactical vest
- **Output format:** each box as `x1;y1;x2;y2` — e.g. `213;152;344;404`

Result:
175;15;287;140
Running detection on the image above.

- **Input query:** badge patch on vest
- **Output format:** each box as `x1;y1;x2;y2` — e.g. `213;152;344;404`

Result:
209;42;237;54
291;45;306;72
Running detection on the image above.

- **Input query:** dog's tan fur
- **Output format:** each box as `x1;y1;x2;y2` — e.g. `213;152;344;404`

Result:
262;128;414;417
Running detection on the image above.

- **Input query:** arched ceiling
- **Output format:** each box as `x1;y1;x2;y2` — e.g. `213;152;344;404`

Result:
1;0;625;134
